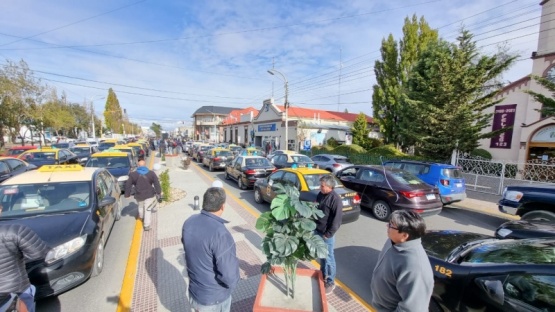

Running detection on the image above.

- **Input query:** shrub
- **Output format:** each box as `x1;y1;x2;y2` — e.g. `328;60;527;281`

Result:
326;137;339;148
159;169;171;202
312;145;334;152
470;148;492;160
334;144;366;153
366;138;383;149
367;144;405;156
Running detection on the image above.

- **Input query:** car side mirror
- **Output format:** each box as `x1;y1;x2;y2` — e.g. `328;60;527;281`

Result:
99;196;117;207
476;279;504;305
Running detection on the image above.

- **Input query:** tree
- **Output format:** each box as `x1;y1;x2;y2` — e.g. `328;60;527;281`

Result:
350;113;369;147
103;88;123;134
150;123;162;137
372;15;438;147
524;75;555;117
403;30;517;160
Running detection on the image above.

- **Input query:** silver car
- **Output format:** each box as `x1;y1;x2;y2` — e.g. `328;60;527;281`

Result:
311;154;353;173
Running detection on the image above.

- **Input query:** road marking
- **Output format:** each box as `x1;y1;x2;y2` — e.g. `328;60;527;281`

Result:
116;154;155;312
191;163;375;311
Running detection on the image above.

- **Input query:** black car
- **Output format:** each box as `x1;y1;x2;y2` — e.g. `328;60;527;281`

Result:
225;156;275;189
496;220;555;239
271;153;314;169
18;147;79;168
336;165;443;221
0;157;37;183
422;230;555;312
0;165;122;298
69;145;99;165
499;184;555;222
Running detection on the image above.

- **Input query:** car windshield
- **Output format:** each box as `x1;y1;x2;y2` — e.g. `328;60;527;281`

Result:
230;146;242;151
70;147;90;154
86;157;130;168
23;152;56;160
304;174;343;191
8;149;27;156
0;182;91;219
214;151;231;157
442;168;463;178
390;171;426;185
200;146;210;151
291;155;312;163
334;157;351;163
460;239;555;265
245;158;271;167
99;142;116;149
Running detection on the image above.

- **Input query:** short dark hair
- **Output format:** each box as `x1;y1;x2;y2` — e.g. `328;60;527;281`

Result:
389;210;426;240
202;187;226;212
319;175;335;189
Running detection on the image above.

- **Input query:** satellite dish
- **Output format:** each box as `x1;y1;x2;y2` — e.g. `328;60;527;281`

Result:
153;163;162;171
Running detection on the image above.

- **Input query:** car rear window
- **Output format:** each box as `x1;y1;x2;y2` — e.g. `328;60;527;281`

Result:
334;158;351;163
304;174;343;190
86;157;129;168
442;168;463;178
70;147;90;154
214;151;231;157
245;158;271;167
291;155;312;163
390;171;426;185
461;239;555;265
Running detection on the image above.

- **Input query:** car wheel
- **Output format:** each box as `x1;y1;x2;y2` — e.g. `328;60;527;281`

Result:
209;163;214;172
115;197;122;221
254;188;264;204
372;200;391;221
225;172;230;180
238;177;246;190
91;236;105;277
521;210;555;222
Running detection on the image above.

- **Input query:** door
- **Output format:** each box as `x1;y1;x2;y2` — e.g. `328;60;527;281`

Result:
358;168;385;206
337;166;360;191
0;161;11;182
264;171;285;201
234;157;243;180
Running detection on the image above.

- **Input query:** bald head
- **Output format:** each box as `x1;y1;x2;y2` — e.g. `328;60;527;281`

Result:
138;160;146;167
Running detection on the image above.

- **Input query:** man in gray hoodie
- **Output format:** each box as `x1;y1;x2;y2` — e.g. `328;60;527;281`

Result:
124;159;162;231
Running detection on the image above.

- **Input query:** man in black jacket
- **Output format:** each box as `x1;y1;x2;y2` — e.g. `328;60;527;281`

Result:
181;187;239;312
124;159;162;231
0;222;49;312
315;174;343;295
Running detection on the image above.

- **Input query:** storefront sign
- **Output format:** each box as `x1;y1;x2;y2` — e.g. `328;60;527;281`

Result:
258;124;276;132
490;104;516;149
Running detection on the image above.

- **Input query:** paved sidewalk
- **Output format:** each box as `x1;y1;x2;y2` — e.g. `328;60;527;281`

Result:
128;156;371;312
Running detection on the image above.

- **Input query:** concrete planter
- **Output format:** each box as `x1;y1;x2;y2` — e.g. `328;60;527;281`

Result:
253;267;328;312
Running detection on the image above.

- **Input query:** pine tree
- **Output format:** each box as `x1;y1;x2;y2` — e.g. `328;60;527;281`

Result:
524;75;555;117
350;113;369;147
103;88;123;134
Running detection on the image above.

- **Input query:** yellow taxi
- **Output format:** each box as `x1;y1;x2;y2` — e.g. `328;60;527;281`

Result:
69;143;99;165
240;147;265;157
17;146;79;168
98;138;125;152
85;151;135;192
112;145;138;164
202;148;232;171
0;164;121;298
126;142;146;159
253;166;361;223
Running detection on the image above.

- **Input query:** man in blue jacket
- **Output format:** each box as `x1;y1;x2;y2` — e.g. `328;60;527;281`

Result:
124;159;162;231
182;187;239;311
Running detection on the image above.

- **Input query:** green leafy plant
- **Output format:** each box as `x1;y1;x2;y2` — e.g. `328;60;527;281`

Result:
255;183;328;298
159;169;170;202
326;137;339;148
161;153;166;161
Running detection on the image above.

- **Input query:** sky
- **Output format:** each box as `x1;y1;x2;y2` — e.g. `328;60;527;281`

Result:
0;0;546;130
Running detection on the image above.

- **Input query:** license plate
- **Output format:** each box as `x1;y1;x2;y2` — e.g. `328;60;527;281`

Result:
220;163;225;167
426;194;435;200
342;199;349;206
456;183;462;188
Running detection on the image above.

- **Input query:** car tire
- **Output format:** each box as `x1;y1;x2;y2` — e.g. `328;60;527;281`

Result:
238;177;246;190
225;172;230;180
91;236;105;277
115;197;122;221
372;200;391;221
521;210;555;222
254;187;264;204
209;163;214;172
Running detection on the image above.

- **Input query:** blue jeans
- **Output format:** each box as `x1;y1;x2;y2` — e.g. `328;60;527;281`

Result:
19;285;36;312
189;294;231;312
317;232;336;285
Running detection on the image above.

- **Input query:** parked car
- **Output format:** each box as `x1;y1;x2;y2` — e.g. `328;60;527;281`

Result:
272;153;315;169
422;230;555;312
498;184;555;222
70;144;99;165
18;147;79;168
3;145;38;157
253;167;361;223
51;142;75;149
311;154;353;173
225;156;276;189
85;151;136;192
192;144;211;163
202;148;232;171
383;160;466;205
0;164;122;299
496;220;555;239
336;165;442;221
239;147;265;157
0;157;37;183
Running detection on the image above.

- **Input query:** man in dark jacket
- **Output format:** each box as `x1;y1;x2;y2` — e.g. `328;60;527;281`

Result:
124;159;162;231
315;174;343;295
0;222;49;312
181;187;239;312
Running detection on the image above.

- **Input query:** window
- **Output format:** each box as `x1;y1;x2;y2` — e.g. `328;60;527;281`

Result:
282;172;299;188
0;161;9;175
338;167;358;178
6;159;25;171
504;274;555;311
96;176;109;201
442;168;463;178
268;171;284;184
461;240;555;264
312;156;321;161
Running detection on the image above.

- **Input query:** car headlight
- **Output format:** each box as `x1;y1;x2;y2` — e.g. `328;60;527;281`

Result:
117;175;129;182
505;191;523;202
496;228;512;238
45;235;87;264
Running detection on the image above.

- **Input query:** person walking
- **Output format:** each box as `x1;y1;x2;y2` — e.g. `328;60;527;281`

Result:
181;187;239;312
370;210;434;312
124;159;162;231
315;175;343;294
0;221;50;312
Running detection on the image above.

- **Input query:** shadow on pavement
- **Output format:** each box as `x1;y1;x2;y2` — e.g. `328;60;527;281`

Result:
146;248;190;311
335;245;380;305
36;296;61;312
440;206;508;231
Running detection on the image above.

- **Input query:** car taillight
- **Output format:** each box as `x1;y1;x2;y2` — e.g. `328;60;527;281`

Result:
333;163;341;168
272;168;278;172
440;179;449;186
213;157;220;161
245;169;256;175
353;194;361;204
400;190;425;198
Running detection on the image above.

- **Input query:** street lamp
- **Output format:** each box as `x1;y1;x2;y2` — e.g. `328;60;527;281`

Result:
86;95;105;140
267;69;289;151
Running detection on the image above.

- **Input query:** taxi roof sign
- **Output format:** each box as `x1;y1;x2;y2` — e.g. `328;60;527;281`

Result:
92;151;128;157
38;164;84;172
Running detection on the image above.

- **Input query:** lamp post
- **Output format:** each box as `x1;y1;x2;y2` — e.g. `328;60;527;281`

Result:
267;69;289;150
86;95;105;140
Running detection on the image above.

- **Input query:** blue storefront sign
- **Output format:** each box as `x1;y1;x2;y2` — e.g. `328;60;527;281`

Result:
258;124;276;132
